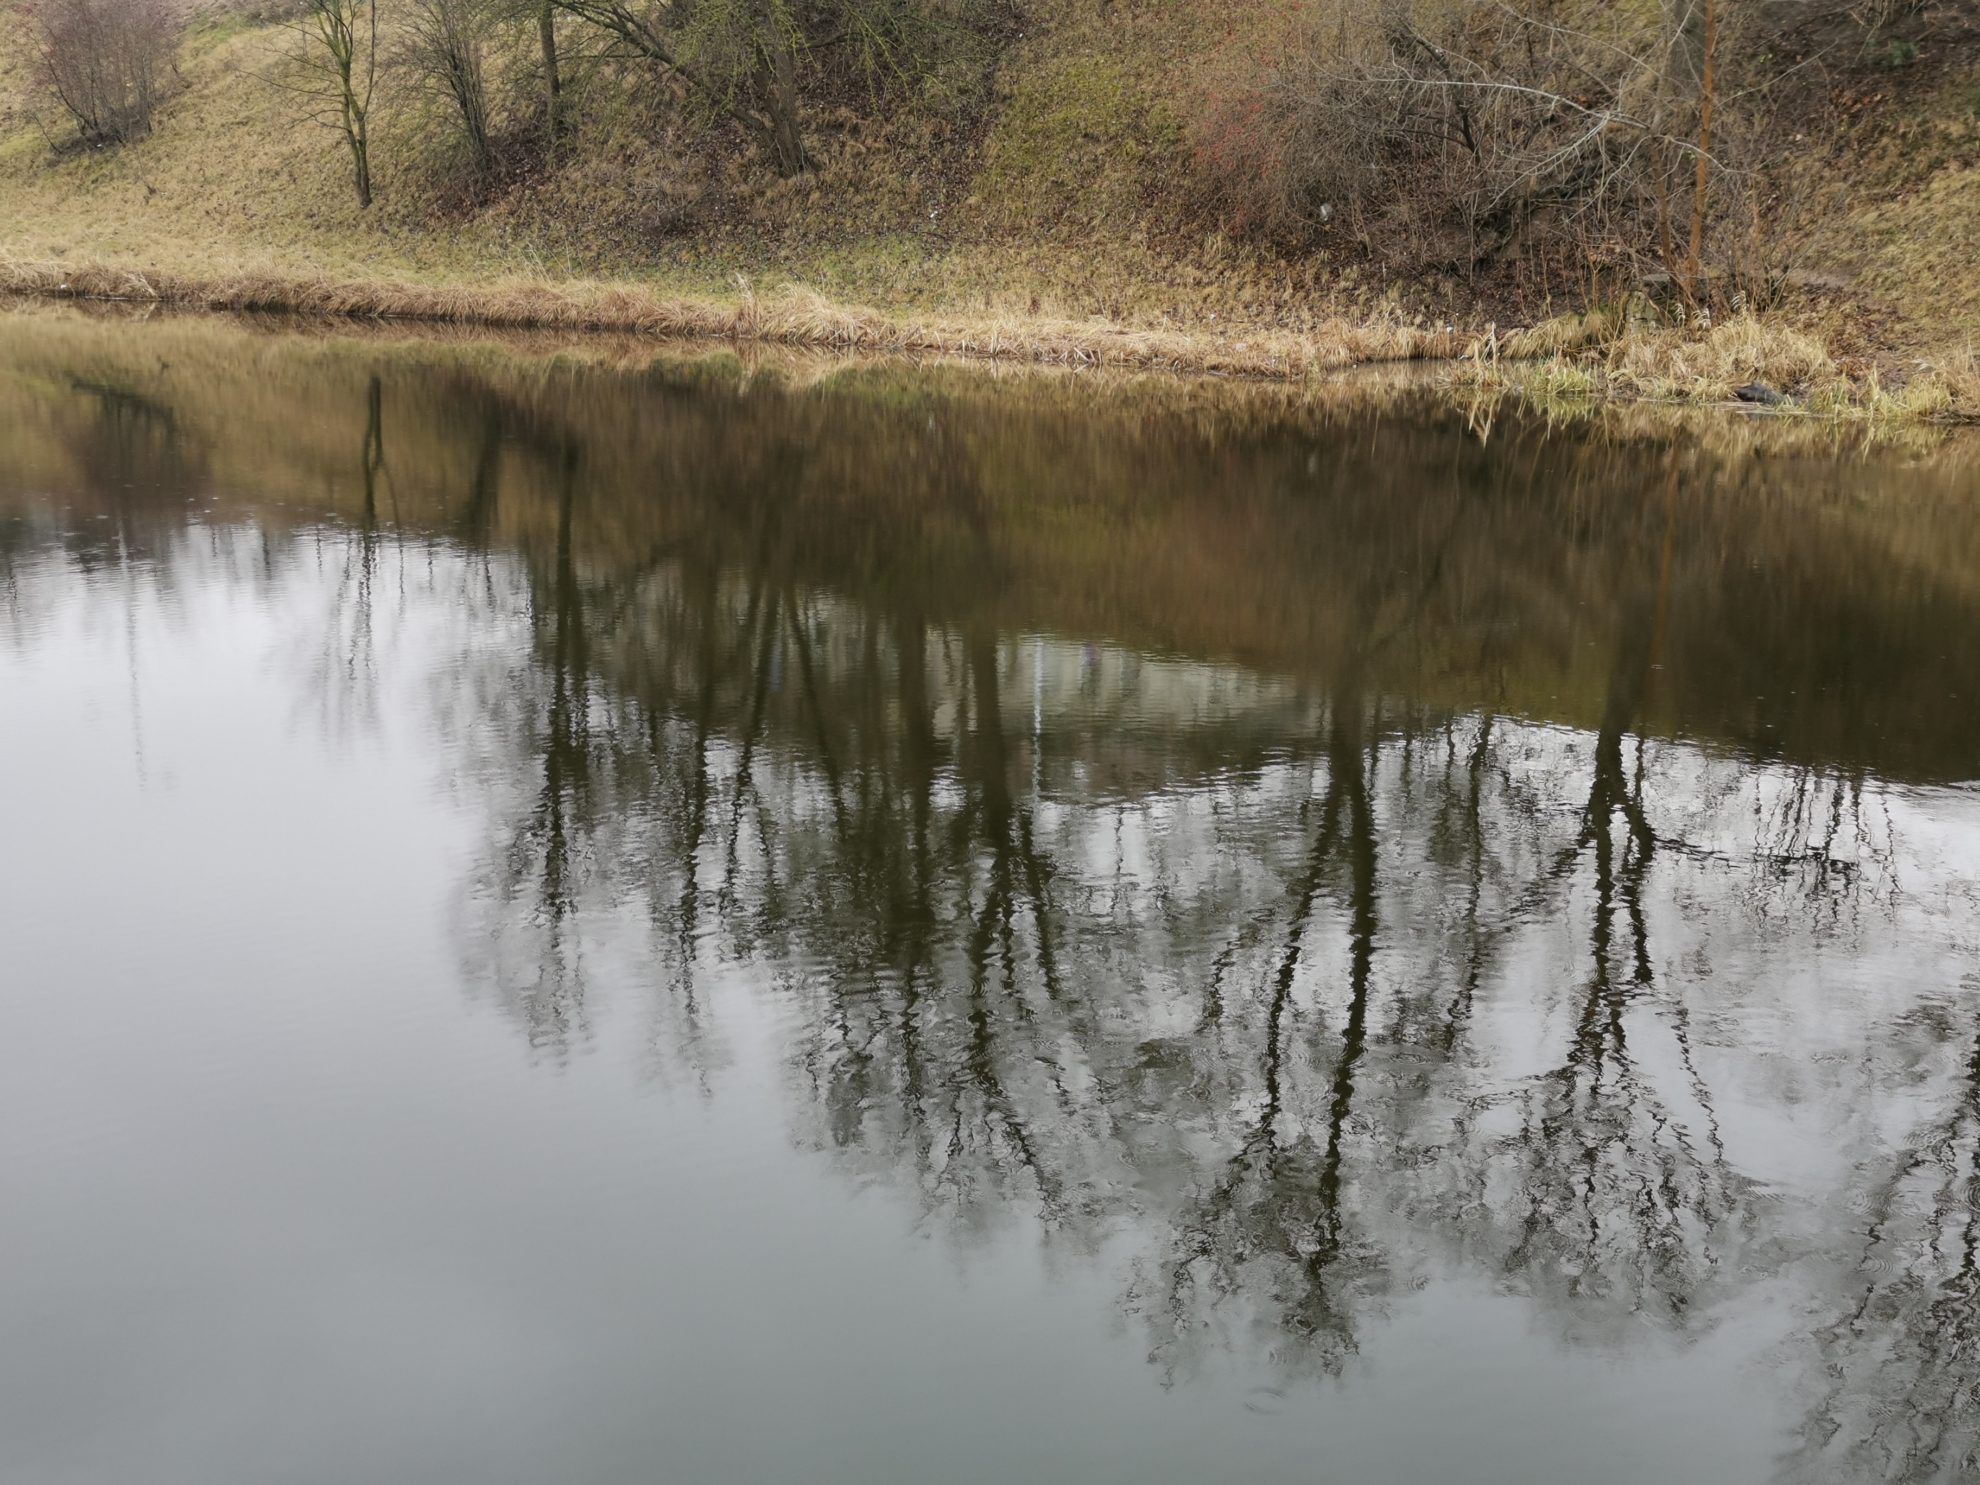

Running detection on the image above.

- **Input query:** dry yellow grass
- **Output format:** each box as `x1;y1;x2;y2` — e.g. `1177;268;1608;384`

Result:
0;257;1469;376
1604;316;1837;399
1457;314;1980;423
1495;309;1623;360
1898;344;1980;420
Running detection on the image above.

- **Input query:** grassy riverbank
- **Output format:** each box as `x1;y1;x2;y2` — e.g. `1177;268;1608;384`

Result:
12;255;1971;418
2;2;1978;410
0;258;1464;378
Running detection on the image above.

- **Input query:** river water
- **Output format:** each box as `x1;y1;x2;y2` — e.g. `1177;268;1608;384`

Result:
4;307;1980;1485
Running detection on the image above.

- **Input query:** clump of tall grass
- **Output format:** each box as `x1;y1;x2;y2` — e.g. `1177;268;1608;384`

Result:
1497;308;1622;360
1902;345;1980;422
1457;312;1978;422
1601;315;1836;402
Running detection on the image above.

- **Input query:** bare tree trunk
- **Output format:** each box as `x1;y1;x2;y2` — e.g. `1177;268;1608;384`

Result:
1653;144;1682;284
757;4;806;177
338;1;375;213
538;0;564;144
291;0;377;209
337;36;374;209
349;112;373;208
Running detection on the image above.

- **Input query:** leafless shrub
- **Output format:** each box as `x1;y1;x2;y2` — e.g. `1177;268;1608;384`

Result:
28;0;176;148
402;0;499;176
551;0;999;179
1193;0;1762;303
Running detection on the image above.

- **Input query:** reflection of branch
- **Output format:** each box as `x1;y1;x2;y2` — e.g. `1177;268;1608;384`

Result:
499;459;592;1055
453;409;502;546
789;597;849;838
1492;711;1737;1326
672;568;726;1003
1442;714;1495;1053
1754;765;1898;923
1149;695;1384;1376
719;582;779;906
1792;1017;1980;1484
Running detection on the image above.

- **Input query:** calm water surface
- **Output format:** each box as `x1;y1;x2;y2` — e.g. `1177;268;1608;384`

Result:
4;308;1980;1485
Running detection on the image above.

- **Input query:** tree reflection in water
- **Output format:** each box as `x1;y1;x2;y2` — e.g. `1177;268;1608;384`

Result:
444;482;1856;1389
5;320;1980;1478
1789;996;1980;1484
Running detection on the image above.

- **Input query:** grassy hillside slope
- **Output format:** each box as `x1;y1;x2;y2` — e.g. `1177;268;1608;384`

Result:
0;0;1976;378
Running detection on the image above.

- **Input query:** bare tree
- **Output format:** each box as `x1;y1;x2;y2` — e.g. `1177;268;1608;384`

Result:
536;0;566;144
28;0;175;147
551;0;806;174
275;0;381;209
552;0;985;178
403;0;498;175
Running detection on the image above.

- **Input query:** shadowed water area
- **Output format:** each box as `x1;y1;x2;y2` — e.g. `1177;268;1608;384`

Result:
5;307;1980;1485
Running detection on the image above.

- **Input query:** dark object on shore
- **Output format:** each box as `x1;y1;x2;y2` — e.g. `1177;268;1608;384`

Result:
1735;382;1789;406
